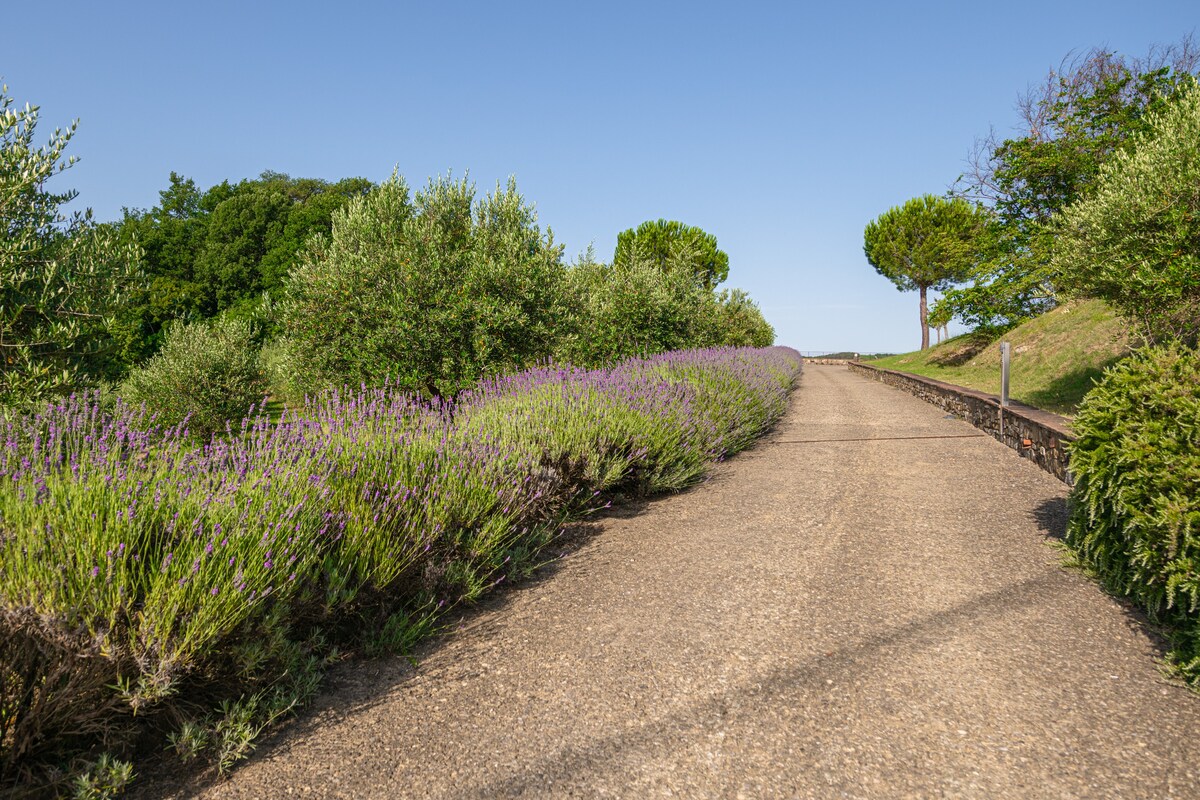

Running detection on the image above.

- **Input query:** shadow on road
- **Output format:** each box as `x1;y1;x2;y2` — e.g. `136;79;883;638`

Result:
1029;496;1068;541
458;571;1100;798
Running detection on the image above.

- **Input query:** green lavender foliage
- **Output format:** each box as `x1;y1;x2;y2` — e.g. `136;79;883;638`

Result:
1066;345;1200;680
70;753;134;799
0;347;801;792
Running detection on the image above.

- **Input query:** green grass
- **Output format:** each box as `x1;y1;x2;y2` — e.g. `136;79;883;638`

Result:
868;300;1131;417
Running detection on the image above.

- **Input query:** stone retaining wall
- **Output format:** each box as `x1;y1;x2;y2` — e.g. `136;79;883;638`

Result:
847;362;1075;484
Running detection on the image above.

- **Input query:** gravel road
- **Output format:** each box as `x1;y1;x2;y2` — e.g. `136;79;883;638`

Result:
177;363;1200;799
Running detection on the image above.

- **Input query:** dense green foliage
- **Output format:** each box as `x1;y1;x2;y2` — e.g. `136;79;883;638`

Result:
279;178;772;398
110;171;373;369
0;84;142;407
1066;346;1200;681
613;219;730;291
280;174;568;397
556;251;774;367
1053;80;1200;346
712;288;775;348
560;249;715;366
862;195;986;349
945;43;1199;330
120;317;266;439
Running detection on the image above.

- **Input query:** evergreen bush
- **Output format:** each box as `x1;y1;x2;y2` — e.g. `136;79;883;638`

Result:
711;289;775;348
557;248;721;367
1067;345;1200;680
280;173;566;397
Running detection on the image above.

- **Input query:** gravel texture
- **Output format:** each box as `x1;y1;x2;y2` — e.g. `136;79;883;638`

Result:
168;364;1200;798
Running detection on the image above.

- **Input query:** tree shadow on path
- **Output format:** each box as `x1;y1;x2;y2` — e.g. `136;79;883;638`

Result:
1030;496;1068;541
458;568;1186;800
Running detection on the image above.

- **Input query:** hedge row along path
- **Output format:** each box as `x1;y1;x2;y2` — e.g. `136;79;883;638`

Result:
168;364;1200;798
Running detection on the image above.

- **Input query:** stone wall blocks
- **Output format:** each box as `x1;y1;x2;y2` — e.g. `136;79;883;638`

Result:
848;362;1074;485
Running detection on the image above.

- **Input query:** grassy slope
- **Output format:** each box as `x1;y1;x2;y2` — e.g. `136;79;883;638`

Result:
867;300;1130;417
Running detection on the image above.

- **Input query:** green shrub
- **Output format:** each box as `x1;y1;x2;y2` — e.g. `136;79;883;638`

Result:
557;248;721;367
0;83;143;409
1053;79;1200;345
1066;345;1200;680
280;173;567;397
70;753;135;799
711;289;774;347
120;317;265;438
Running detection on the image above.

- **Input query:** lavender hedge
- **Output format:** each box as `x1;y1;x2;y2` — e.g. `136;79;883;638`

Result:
0;346;800;791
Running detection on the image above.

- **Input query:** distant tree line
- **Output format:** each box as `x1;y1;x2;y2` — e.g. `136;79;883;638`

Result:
1;84;773;426
104;170;374;371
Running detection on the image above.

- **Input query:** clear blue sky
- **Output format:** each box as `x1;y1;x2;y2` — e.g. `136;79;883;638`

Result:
5;1;1197;353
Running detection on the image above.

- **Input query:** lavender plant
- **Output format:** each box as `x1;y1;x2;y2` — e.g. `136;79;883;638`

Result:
0;346;800;790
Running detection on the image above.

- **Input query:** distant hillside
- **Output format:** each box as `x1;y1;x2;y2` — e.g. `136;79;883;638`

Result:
810;351;894;360
867;300;1130;417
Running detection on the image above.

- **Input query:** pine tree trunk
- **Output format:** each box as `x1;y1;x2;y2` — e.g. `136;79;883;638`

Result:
919;285;930;350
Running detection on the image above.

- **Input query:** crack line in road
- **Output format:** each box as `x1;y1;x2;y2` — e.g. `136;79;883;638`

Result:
774;433;990;444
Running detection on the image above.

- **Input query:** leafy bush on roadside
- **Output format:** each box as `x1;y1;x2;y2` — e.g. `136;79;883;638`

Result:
1066;345;1200;681
0;82;143;410
711;289;775;348
120;317;266;438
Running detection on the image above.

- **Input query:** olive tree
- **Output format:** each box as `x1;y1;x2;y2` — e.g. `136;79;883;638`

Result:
557;246;720;367
711;289;774;347
0;84;141;407
863;195;986;349
281;173;566;396
120;317;265;439
1052;79;1200;345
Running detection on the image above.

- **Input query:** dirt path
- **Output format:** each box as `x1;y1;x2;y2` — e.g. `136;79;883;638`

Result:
182;364;1200;798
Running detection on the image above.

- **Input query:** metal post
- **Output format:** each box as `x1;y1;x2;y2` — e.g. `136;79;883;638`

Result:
1000;342;1011;407
999;341;1011;439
